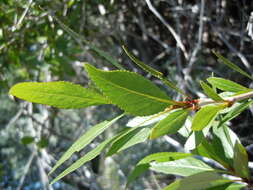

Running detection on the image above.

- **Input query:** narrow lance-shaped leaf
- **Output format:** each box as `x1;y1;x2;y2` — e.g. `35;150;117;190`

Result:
233;141;250;179
9;81;108;109
106;127;151;156
184;131;205;151
150;157;219;177
50;137;113;185
206;182;247;190
150;109;189;139
85;64;183;116
127;152;192;187
221;100;253;125
200;80;224;101
122;46;163;78
122;46;189;97
163;172;237;190
213;125;240;160
213;51;253;81
50;127;132;185
126;110;171;127
192;138;232;169
49;114;123;175
192;104;225;131
207;77;249;92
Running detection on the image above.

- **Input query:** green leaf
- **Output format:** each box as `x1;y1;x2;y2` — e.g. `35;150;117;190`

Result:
184;131;205;151
122;46;188;96
122;46;163;78
192;138;231;169
49;114;123;175
9;81;108;109
85;64;182;116
163;172;236;190
213;51;253;81
126;111;170;127
37;137;49;149
127;152;191;187
200;80;223;101
213;125;239;160
90;45;125;70
50;127;131;185
150;109;189;139
206;182;246;190
150;157;217;176
21;136;34;145
207;77;249;92
192;105;225;131
50;137;112;185
233;141;250;179
211;132;234;167
221;100;253;125
106;127;151;156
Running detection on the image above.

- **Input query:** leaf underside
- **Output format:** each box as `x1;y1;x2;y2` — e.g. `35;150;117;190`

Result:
49;115;122;175
127;152;191;187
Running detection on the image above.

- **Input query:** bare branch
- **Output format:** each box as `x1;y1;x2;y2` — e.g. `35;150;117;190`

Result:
145;0;189;60
184;0;205;80
17;152;36;190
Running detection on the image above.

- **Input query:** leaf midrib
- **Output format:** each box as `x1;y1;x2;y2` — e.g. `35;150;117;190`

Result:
209;78;247;91
93;73;179;105
15;90;105;102
152;162;213;171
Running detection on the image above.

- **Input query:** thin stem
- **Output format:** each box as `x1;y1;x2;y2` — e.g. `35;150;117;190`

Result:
198;90;253;107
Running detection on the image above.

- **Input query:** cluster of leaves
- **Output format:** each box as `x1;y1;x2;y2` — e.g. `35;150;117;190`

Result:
9;51;253;189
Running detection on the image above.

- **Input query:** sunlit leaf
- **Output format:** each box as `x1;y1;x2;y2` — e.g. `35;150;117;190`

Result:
221;100;253;125
9;81;108;109
150;109;189;139
184;131;205;151
200;80;223;101
233;141;250;179
50;137;112;185
213;125;239;160
213;51;253;81
49;114;123;175
192;104;225;131
85;64;183;116
127;152;191;187
163;172;238;190
192;138;231;169
207;77;249;92
150;157;218;176
206;182;246;190
50;127;131;185
106;127;151;156
126;111;170;127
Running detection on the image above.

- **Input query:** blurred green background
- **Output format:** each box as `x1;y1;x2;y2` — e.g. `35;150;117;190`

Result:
1;0;253;189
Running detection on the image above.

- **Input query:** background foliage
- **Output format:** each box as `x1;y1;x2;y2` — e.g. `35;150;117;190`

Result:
1;0;253;190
